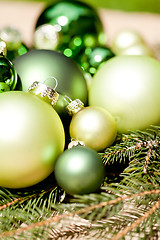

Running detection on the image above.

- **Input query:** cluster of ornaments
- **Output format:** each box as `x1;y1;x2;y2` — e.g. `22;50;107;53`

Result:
0;0;160;195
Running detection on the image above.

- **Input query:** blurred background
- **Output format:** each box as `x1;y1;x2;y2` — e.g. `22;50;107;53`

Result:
0;0;160;57
3;0;160;13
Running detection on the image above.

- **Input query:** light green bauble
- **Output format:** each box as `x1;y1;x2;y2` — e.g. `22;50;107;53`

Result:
111;29;154;57
89;55;160;133
0;91;65;188
69;106;117;151
54;146;105;195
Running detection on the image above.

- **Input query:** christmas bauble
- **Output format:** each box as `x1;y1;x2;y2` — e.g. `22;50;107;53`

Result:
89;56;160;133
0;91;65;188
0;56;17;92
34;0;106;60
69;106;117;151
79;46;115;77
0;26;28;61
54;146;105;195
111;30;154;57
13;49;88;106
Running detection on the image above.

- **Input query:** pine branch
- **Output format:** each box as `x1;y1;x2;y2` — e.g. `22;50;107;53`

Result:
0;126;160;239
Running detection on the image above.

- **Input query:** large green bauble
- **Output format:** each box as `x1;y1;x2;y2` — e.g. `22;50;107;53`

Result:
0;91;65;188
89;56;160;133
54;146;105;195
13;49;88;104
34;0;106;60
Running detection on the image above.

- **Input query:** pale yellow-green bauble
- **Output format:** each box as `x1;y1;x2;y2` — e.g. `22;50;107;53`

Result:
0;91;65;188
69;106;117;151
89;56;160;133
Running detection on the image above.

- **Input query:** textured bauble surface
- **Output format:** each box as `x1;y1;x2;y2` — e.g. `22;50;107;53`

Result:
0;91;65;188
54;146;105;195
13;49;88;105
0;56;17;92
69;106;117;151
34;0;106;59
89;56;160;133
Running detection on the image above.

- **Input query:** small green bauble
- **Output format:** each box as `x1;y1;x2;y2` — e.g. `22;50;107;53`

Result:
34;0;106;60
0;56;17;92
54;146;105;195
0;91;65;188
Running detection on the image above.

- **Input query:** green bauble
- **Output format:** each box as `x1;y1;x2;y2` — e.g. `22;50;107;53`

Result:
34;0;106;60
13;49;88;121
0;26;28;61
0;56;17;92
0;91;65;188
69;106;117;151
89;56;160;133
54;146;105;195
111;29;154;57
79;46;115;88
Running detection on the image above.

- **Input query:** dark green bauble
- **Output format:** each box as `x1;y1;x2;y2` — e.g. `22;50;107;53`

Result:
54;146;105;195
79;46;115;83
34;0;106;60
13;49;88;104
0;56;17;92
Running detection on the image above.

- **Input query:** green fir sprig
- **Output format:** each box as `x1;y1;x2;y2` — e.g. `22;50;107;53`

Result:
0;126;160;239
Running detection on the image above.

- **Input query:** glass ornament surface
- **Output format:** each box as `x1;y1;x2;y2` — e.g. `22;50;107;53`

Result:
0;56;17;92
34;0;106;60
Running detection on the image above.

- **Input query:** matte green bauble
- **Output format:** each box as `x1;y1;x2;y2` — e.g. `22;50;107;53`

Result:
69;106;117;151
89;56;160;133
0;91;65;188
54;146;105;195
0;56;17;92
34;0;106;60
13;49;88;106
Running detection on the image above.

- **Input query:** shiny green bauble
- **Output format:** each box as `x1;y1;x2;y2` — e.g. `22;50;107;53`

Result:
89;56;160;133
54;146;105;195
0;56;17;92
0;91;65;188
80;46;115;76
13;49;88;105
69;106;117;151
34;0;106;60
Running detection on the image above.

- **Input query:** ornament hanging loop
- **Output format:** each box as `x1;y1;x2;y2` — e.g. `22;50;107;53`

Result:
64;95;84;115
28;76;59;107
